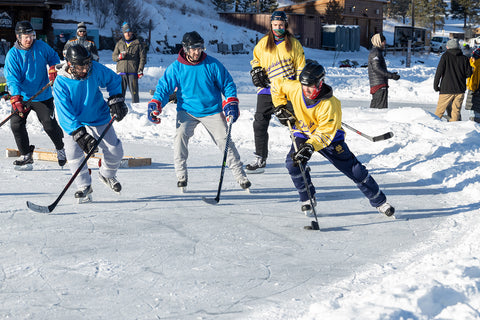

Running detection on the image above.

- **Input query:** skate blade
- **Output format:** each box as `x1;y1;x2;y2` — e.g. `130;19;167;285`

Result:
243;188;251;194
14;164;33;171
245;168;265;174
76;194;92;204
179;187;187;193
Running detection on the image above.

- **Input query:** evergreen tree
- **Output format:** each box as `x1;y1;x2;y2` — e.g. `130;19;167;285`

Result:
386;0;410;24
451;0;480;27
325;0;343;24
211;0;234;12
409;0;446;32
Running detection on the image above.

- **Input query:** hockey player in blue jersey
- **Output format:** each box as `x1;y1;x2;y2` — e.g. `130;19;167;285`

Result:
52;45;128;202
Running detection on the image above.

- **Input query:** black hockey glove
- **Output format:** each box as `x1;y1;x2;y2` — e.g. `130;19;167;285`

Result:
389;72;400;81
250;67;270;88
292;143;314;165
72;126;98;154
107;94;128;121
274;104;296;126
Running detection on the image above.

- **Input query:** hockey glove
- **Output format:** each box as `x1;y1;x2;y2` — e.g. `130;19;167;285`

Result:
107;94;128;121
292;143;314;165
250;67;270;88
10;95;28;118
137;72;143;79
222;97;239;123
274;104;296;126
148;99;162;124
48;65;57;82
390;72;400;81
118;51;126;60
72;126;98;154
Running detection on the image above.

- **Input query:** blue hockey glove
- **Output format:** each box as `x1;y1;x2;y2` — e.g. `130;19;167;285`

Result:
222;97;239;123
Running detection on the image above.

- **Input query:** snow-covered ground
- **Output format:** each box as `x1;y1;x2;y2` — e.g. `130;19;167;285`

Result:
1;2;480;319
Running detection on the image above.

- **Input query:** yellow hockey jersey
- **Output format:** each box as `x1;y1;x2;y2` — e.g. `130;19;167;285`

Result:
251;35;305;93
467;57;480;92
271;78;345;151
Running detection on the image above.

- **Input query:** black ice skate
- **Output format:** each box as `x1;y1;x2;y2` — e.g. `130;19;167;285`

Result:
56;148;67;167
301;197;317;217
377;202;395;217
13;145;35;171
75;185;93;203
245;155;266;174
99;174;122;193
238;177;251;192
177;180;187;193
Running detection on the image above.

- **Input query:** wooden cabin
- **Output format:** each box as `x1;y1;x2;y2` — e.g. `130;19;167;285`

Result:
0;0;71;48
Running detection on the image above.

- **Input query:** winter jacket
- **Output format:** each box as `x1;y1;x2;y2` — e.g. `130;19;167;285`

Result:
52;61;122;134
152;48;237;118
112;36;146;75
63;36;99;61
251;34;305;95
467;57;480;92
433;48;472;94
271;78;345;151
4;40;60;102
368;46;396;93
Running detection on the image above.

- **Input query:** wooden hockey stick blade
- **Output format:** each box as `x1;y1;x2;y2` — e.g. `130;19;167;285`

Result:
372;131;394;142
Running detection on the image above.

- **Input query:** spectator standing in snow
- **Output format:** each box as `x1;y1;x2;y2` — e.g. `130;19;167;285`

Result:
368;33;400;109
246;11;305;174
433;39;472;121
465;48;480;122
52;45;128;203
112;22;146;104
147;31;251;192
63;22;99;62
4;21;65;170
271;60;395;217
54;33;67;60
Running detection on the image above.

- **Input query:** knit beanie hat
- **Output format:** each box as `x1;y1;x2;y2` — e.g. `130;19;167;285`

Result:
77;22;87;32
371;33;386;48
446;39;459;49
121;22;131;33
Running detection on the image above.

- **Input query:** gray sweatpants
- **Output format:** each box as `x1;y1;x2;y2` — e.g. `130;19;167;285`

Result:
64;123;124;189
174;110;246;183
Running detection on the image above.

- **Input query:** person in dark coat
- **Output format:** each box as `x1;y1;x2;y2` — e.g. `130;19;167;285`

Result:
433;39;472;121
112;22;146;104
368;33;400;109
62;22;99;62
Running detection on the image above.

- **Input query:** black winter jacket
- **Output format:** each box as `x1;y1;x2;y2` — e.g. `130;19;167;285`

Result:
433;48;472;94
368;47;396;88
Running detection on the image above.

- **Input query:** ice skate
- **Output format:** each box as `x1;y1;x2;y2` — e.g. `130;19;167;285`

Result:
301;197;317;217
377;202;395;217
56;148;67;167
13;145;34;171
245;155;266;174
177;180;187;193
238;176;251;192
99;173;122;194
75;185;93;203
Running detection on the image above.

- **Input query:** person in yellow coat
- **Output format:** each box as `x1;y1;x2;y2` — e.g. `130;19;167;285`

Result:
466;48;480;122
271;60;394;217
246;11;305;173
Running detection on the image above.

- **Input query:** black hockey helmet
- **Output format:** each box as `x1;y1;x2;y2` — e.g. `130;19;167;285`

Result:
65;44;92;66
15;21;34;36
299;60;326;87
65;44;92;79
182;31;205;50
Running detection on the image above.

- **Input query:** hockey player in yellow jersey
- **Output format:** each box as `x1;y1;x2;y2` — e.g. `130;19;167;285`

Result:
271;60;395;217
246;11;305;174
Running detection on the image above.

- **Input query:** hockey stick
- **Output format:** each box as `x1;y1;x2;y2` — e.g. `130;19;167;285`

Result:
341;122;393;142
287;121;320;231
26;115;117;213
0;80;53;128
202;116;233;205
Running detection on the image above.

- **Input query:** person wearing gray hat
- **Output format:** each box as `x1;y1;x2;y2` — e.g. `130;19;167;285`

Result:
62;21;99;62
112;22;146;104
433;38;472;121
